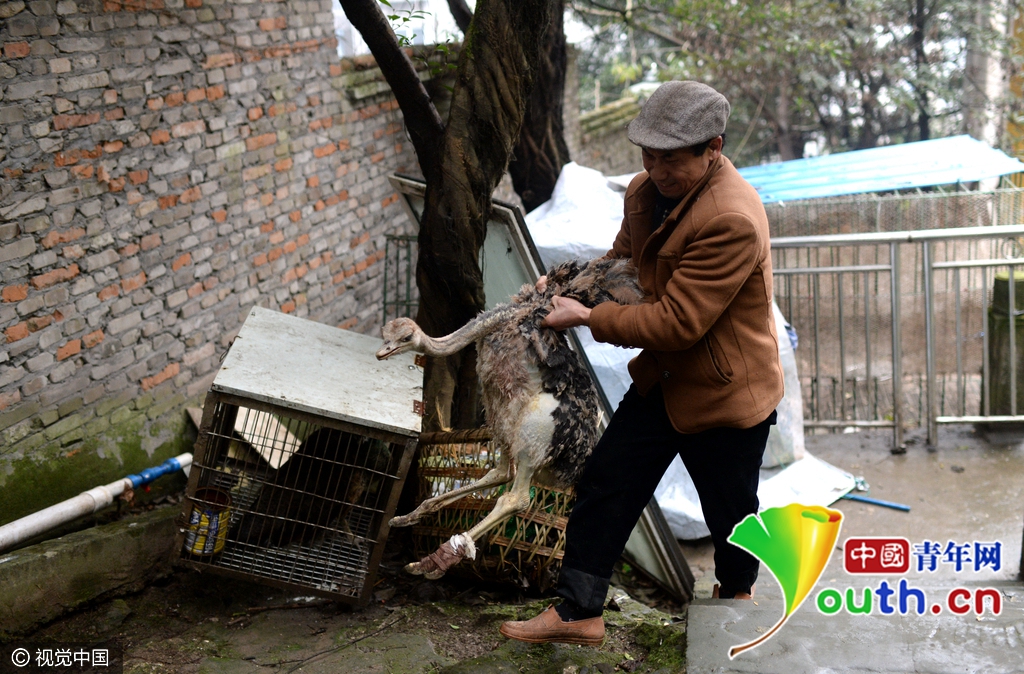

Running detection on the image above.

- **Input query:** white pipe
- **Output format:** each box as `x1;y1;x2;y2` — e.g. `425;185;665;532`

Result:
0;453;192;553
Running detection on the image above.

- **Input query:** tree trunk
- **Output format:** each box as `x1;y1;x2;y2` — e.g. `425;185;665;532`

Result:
415;0;553;430
507;0;571;213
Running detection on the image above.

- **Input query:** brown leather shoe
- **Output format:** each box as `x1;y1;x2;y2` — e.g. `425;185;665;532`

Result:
499;605;605;646
712;583;755;600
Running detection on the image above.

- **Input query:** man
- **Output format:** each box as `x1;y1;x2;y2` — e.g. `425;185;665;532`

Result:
500;81;784;646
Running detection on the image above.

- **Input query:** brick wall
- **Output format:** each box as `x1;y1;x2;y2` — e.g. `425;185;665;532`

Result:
0;0;422;523
575;96;642;177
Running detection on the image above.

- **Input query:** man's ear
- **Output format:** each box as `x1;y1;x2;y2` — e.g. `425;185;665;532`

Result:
708;136;723;157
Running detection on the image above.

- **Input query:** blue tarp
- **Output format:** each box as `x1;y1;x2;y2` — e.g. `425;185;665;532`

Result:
736;135;1024;204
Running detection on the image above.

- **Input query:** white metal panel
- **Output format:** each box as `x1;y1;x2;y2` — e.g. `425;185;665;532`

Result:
213;306;423;437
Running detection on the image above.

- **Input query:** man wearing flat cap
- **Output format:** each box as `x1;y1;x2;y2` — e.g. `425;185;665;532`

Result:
501;81;784;645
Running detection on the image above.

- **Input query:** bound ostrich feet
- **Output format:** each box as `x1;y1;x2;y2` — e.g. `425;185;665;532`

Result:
405;533;477;580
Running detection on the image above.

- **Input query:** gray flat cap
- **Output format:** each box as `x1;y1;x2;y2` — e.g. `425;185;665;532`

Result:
627;81;730;150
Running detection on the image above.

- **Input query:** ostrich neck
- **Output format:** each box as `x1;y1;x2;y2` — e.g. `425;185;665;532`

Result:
420;304;518;357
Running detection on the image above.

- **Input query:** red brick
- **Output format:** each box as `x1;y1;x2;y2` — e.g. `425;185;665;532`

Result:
119;243;140;257
172;252;192;271
41;227;85;249
6;322;29;343
246;133;278;152
186;87;206;103
171;119;205;138
269;231;284;244
83;329;104;348
309;257;321;270
248;107;264;121
339;317;358;330
282;268;297;283
308;119;322;132
164;91;184;107
260;193;273;207
295;264;308;279
4;42;30;58
338;139;351;151
158;194;178;209
2;285;28;303
104;107;124;121
202;276;217;291
103;140;124;153
253;253;268;267
267;248;283;262
0;390;21;412
121;271;147;293
70;164;94;179
151;129;171;145
27;315;52;332
206;84;225;101
329;64;342;77
297;234;310;246
212;210;227;223
274;157;293;172
97;284;119;301
289;211;301;223
179;186;202;204
314;200;325;212
260;222;274;233
128;169;149;185
31;264;79;289
204;53;237;69
108;177;125;192
53;113;101;131
242;164;271;182
57;339;82;361
258;16;286;31
283;240;297;254
185;0;201;7
104;89;118;104
313;143;336;158
321;251;333;264
280;300;295;313
307;175;320;188
147;98;164;111
370;151;385;164
186;282;203;298
141;362;180;390
140;233;161;251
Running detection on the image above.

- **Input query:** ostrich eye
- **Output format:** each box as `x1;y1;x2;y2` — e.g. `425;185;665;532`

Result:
401;335;412;342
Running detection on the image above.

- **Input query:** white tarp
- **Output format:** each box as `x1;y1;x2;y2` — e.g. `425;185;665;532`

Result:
525;162;854;540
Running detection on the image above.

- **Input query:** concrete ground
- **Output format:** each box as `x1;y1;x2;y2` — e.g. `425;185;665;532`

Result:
685;424;1024;673
4;424;1023;673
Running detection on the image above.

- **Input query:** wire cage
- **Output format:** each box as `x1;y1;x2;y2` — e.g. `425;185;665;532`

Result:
176;307;422;605
409;429;573;591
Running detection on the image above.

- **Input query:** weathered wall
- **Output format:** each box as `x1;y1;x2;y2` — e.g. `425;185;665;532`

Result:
0;0;421;523
575;96;641;177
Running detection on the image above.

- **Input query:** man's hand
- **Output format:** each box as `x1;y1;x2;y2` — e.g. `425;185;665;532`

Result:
536;275;547;294
542;296;591;330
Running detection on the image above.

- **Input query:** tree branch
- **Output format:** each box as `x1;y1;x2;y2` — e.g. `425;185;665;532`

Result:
446;0;473;34
338;0;445;176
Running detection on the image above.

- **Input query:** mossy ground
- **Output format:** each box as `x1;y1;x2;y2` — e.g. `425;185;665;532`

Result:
18;553;688;674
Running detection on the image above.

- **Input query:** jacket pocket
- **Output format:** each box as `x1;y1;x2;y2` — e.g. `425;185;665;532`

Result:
702;332;733;386
654;252;678;297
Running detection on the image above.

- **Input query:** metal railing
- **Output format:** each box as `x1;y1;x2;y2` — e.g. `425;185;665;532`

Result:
773;224;1024;450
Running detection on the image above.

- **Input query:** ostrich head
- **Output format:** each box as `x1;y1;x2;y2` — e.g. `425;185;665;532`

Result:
376;317;425;360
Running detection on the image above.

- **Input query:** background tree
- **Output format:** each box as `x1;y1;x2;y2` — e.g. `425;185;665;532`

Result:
572;0;1013;167
339;0;556;430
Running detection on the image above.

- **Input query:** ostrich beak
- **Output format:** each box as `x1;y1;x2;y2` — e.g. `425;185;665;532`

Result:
375;344;395;360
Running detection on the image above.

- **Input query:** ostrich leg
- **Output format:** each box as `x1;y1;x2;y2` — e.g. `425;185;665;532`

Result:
404;394;558;579
389;450;513;528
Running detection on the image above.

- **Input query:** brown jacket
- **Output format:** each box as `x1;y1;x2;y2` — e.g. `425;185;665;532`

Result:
589;155;784;433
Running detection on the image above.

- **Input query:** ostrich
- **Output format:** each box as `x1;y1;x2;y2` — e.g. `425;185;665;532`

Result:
375;257;643;579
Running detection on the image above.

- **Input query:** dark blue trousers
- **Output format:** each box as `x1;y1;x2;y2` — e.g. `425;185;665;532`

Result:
557;384;775;613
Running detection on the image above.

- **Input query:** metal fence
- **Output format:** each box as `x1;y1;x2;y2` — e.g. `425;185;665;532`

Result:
766;187;1024;238
773;224;1024;450
382;234;418;324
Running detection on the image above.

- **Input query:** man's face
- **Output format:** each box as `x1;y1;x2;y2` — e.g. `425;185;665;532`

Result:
641;137;722;199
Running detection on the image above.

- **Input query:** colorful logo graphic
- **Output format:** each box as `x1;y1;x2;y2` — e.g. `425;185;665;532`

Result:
725;503;844;658
844;537;910;574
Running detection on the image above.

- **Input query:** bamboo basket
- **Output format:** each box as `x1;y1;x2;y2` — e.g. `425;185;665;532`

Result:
409;429;574;590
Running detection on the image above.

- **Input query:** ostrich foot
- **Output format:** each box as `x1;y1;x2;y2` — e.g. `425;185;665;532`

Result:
404;533;477;580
